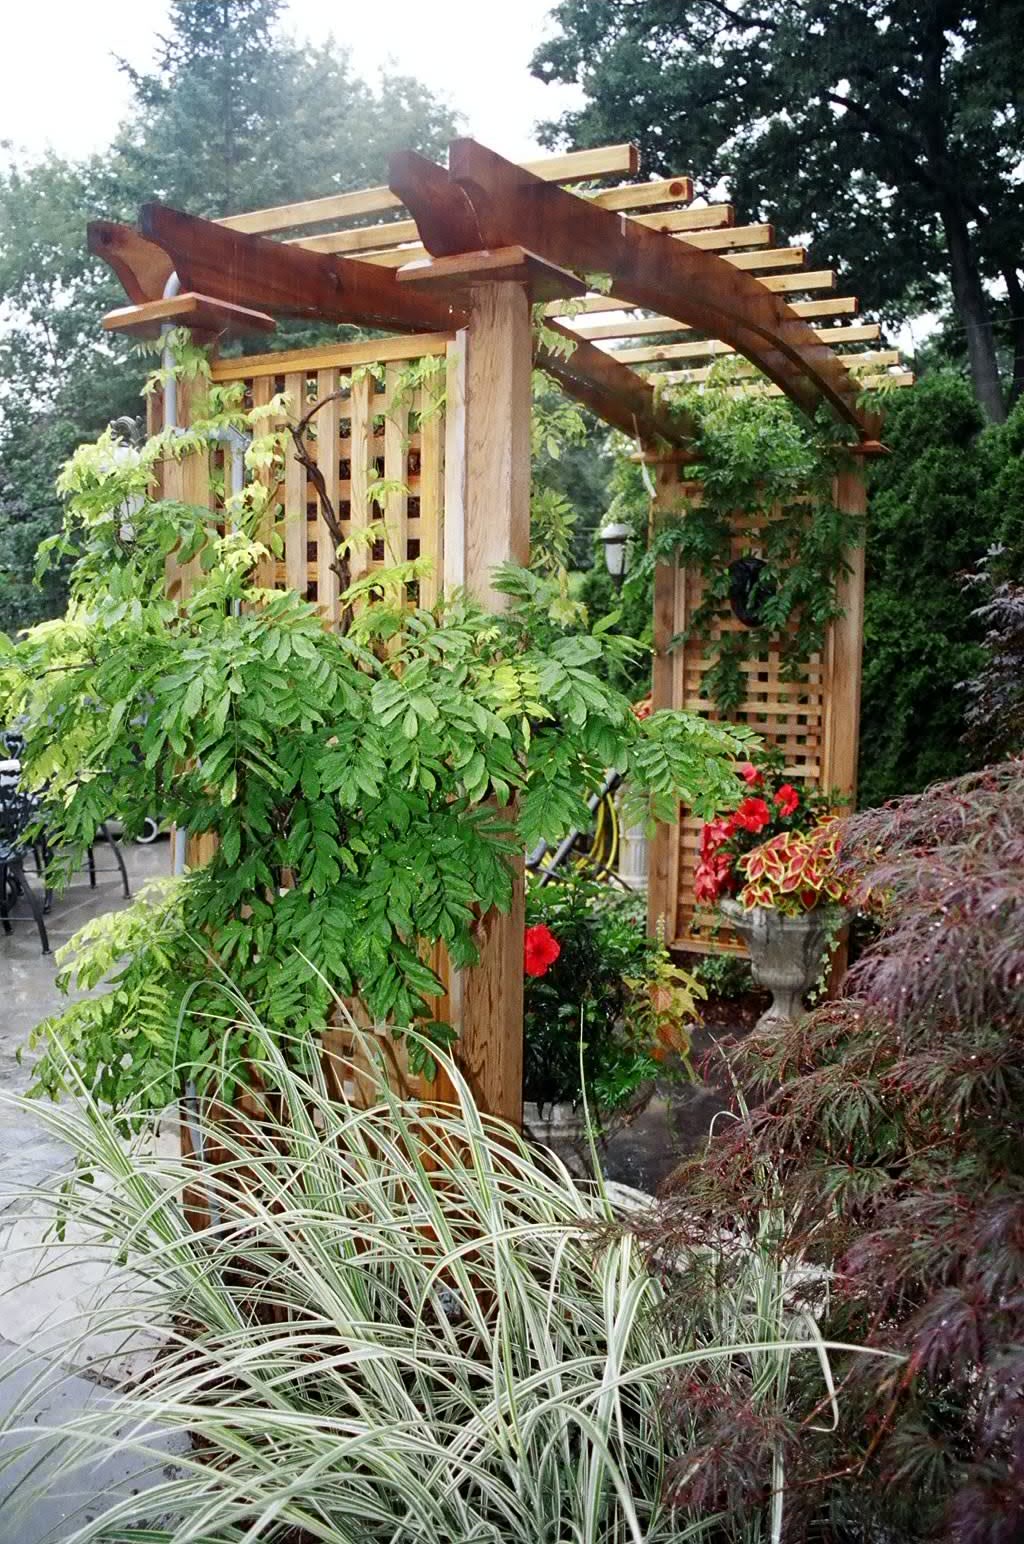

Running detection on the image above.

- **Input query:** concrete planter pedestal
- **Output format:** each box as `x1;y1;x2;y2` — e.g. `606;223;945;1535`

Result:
720;897;840;1031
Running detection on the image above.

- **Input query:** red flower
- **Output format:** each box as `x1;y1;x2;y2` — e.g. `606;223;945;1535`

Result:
739;762;764;787
733;796;771;834
694;851;732;903
700;815;735;855
524;923;561;978
774;783;800;817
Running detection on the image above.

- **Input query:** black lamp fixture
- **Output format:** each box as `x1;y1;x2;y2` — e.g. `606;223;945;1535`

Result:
599;519;631;589
728;555;776;627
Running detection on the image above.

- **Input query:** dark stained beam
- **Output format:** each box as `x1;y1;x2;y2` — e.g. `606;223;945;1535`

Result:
87;221;175;305
537;321;697;448
412;139;879;439
138;203;466;335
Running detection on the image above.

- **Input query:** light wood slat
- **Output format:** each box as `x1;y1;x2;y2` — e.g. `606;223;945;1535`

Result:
210;332;452;383
284;371;309;595
568;296;861;340
654;368;913;391
547;269;837;320
605;322;881;364
348;374;372;586
418;387;444;609
300;212;767;261
383;364;409;593
644;348;899;383
632;212;766;242
592;176;695;212
335;223;781;271
252;375;281;591
219;143;639;235
728;247;806;272
316;368;342;624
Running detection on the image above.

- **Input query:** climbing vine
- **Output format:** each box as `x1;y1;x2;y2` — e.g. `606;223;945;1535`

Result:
632;366;867;712
3;340;752;1122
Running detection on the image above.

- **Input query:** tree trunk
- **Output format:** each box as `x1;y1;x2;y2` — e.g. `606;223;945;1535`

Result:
939;195;1006;423
1003;265;1024;407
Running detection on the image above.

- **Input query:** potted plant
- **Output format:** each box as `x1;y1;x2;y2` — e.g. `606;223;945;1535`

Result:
694;755;848;1029
521;877;701;1151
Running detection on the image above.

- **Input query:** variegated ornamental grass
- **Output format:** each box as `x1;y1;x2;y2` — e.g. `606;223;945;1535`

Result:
0;1003;880;1544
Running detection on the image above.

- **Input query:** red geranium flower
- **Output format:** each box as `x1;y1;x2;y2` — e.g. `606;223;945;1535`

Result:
738;762;764;787
524;923;561;978
774;783;800;817
733;795;771;834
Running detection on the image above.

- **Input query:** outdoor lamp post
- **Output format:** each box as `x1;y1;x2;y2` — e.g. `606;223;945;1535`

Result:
598;519;631;589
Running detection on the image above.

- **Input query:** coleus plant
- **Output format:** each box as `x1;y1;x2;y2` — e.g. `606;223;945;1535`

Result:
2;341;755;1119
737;819;847;915
693;749;838;907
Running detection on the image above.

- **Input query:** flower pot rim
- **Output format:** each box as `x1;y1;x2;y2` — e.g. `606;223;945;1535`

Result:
720;896;849;926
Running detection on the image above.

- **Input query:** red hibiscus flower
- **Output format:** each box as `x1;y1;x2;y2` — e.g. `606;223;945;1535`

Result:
733;795;771;834
774;783;800;818
738;762;764;787
524;923;561;978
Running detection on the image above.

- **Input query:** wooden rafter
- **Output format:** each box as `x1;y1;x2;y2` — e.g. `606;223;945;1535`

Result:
218;143;641;236
568;296;861;341
390;139;880;439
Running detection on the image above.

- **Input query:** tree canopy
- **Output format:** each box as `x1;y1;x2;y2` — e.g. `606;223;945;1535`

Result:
533;0;1024;421
0;0;458;632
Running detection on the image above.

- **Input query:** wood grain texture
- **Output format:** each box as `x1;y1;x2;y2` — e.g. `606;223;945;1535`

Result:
219;142;640;235
450;282;532;1128
428;139;876;438
822;466;868;805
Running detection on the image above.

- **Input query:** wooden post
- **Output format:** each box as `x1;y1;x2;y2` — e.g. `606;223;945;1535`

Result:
445;281;532;1127
823;460;868;989
646;454;689;943
822;463;868;805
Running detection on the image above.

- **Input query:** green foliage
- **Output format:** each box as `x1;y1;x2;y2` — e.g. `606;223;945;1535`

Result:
523;877;700;1111
687;949;754;1003
635;374;864;713
859;374;992;806
533;0;1024;415
0;1013;862;1544
8;348;753;1120
579;453;654;699
0;0;458;633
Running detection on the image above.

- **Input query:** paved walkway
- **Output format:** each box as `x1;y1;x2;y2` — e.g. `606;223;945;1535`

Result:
0;839;177;1542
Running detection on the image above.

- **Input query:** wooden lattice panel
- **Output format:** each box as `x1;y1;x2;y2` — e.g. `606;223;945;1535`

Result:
648;461;863;954
209;343;447;620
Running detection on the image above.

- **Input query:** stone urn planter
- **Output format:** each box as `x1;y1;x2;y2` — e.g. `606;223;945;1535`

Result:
719;897;842;1031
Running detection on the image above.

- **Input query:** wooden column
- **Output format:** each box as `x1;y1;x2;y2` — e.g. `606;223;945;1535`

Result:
646;454;690;942
822;462;868;805
446;281;532;1127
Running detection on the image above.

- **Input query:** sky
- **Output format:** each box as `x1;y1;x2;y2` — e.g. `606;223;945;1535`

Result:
0;0;583;165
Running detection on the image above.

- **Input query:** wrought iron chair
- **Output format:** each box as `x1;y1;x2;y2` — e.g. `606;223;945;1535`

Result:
0;769;49;954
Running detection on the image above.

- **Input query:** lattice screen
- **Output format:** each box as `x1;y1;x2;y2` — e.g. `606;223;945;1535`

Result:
649;464;860;954
161;338;452;1104
195;341;448;618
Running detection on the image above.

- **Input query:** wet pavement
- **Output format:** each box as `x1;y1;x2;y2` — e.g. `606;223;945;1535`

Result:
0;838;172;1542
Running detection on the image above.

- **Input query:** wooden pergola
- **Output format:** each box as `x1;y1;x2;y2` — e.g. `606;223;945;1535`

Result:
89;138;910;1127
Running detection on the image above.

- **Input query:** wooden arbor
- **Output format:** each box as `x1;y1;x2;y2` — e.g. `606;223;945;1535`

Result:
90;137;910;1126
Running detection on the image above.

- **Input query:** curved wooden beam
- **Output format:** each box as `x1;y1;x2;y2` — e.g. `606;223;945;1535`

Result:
138;204;465;335
409;140;879;440
87;221;174;304
537;322;696;448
